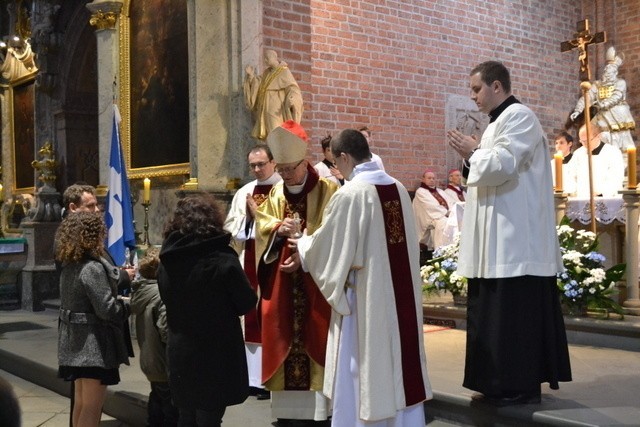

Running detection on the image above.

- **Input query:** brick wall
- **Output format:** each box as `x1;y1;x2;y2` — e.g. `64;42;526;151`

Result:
262;0;636;188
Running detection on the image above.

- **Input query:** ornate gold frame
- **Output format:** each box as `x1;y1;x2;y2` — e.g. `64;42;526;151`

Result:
1;53;38;195
118;0;191;179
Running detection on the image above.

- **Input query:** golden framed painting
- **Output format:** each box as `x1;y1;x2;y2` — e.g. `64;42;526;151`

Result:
10;79;36;193
119;0;190;178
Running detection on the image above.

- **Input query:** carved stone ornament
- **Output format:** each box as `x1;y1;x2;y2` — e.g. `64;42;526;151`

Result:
0;42;38;83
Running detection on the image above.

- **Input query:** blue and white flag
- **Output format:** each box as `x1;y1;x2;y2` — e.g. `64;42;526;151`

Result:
105;105;136;266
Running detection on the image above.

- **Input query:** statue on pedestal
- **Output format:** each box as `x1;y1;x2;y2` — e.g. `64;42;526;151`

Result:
243;50;303;141
570;46;636;149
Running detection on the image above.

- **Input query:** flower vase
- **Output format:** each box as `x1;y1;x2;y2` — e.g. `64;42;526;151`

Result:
452;294;467;306
562;303;587;317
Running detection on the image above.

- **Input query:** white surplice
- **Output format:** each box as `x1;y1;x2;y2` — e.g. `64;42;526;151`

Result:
568;143;624;199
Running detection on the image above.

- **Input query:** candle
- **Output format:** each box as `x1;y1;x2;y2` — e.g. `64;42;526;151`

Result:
554;151;563;192
628;146;637;189
143;178;151;203
0;183;3;202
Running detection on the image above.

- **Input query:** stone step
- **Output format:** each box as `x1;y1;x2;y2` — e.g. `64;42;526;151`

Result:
423;298;640;352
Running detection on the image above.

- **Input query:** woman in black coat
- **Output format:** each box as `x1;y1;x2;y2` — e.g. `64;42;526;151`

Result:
158;194;258;427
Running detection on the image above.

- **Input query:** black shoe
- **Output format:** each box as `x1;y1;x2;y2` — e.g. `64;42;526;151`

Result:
256;389;271;400
472;392;541;407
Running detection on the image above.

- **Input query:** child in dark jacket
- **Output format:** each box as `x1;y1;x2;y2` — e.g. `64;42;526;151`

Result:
131;247;178;426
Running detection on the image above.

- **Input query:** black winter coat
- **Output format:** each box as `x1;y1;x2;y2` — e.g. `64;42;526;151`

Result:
158;231;257;411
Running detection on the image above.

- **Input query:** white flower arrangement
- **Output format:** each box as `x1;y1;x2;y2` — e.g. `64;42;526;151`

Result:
556;217;625;315
420;235;467;297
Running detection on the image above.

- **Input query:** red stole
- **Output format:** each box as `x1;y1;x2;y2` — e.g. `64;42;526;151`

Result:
421;183;449;209
446;184;465;201
260;165;331;389
375;183;427;406
243;184;273;344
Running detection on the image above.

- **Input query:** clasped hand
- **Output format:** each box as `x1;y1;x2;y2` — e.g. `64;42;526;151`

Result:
447;129;478;159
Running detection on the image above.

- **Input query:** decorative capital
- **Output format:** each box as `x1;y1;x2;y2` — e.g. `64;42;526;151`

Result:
89;10;118;30
86;1;123;30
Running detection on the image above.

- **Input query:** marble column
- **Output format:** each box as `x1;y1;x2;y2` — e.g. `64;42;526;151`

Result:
86;1;123;192
187;0;261;191
620;190;640;315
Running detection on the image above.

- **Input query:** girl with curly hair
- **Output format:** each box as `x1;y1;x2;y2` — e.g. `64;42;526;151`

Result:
55;211;131;427
158;194;257;426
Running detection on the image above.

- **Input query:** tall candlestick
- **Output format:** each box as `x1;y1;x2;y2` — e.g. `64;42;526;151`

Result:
554;151;563;192
143;178;151;203
628;146;637;189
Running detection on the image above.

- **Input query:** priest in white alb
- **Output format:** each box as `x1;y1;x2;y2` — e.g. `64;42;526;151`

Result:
285;129;432;426
568;122;624;198
223;144;281;400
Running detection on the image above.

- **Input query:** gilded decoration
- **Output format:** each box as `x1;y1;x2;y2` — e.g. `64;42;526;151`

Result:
598;85;615;100
1;38;38;194
284;274;311;390
253;193;268;206
119;0;190;179
383;200;405;244
89;11;119;30
31;142;56;186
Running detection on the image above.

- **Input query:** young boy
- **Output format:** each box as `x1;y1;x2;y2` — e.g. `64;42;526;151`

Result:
131;247;178;426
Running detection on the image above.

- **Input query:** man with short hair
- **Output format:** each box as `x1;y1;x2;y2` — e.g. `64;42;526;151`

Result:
444;168;466;202
62;183;100;216
224;144;281;400
568;122;624;198
447;61;571;406
551;131;576;194
255;120;338;424
313;135;343;186
291;128;431;426
358;126;385;171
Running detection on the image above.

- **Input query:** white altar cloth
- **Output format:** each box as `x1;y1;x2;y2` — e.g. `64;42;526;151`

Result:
565;197;625;225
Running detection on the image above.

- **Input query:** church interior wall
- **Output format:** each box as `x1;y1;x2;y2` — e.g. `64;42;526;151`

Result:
261;0;639;190
0;0;638;250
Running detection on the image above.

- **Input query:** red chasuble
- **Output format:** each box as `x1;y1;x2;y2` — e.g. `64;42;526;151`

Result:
376;183;427;406
243;184;273;344
259;166;331;390
446;184;465;201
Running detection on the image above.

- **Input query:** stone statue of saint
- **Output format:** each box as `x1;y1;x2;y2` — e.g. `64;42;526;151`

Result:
243;50;304;140
570;46;636;149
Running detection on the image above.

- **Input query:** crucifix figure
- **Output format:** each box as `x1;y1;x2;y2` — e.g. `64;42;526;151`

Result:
561;19;607;233
561;19;606;82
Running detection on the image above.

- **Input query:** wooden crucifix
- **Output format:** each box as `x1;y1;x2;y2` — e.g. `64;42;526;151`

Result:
561;19;606;82
561;19;606;233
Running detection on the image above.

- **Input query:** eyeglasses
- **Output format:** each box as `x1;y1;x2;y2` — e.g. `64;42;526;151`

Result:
276;159;304;174
249;161;270;169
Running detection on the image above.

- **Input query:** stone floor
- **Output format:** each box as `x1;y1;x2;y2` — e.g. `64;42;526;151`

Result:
1;302;639;426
